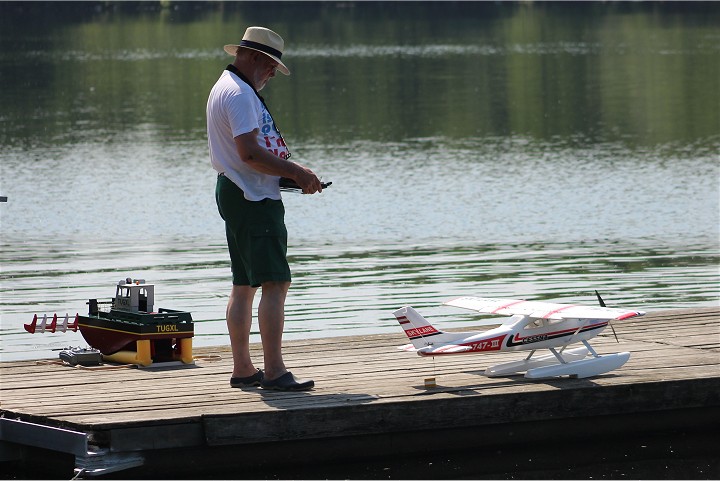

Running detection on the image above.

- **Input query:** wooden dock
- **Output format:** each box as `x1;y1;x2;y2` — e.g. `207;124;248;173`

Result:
1;307;719;479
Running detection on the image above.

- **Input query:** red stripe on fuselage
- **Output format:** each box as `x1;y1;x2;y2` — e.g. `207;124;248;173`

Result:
426;334;507;355
511;320;608;343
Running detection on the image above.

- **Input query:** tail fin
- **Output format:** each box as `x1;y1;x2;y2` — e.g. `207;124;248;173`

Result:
394;306;465;350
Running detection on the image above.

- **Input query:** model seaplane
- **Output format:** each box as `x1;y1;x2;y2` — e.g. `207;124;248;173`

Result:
394;292;645;379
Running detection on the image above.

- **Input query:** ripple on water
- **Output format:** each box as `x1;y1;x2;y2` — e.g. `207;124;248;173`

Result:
1;238;717;362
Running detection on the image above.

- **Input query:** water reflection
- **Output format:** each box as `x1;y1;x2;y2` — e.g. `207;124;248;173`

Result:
1;3;718;146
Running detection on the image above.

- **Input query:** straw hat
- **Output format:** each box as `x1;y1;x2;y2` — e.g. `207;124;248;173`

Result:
224;26;290;76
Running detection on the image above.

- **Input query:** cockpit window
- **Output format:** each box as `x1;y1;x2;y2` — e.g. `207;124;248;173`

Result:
524;318;545;330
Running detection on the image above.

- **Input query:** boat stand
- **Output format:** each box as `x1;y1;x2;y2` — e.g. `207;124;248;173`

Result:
102;338;194;367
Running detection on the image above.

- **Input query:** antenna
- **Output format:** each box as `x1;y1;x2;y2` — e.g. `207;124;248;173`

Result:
595;290;619;343
594;290;606;307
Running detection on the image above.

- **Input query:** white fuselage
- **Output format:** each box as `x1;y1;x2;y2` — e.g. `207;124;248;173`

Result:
418;315;608;356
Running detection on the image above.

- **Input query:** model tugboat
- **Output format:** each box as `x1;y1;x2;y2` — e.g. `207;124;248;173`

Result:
26;278;195;366
80;278;194;365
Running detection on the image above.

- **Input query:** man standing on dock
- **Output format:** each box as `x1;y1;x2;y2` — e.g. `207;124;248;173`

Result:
207;26;322;391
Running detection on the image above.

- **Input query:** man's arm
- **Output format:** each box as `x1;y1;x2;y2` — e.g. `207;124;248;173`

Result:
234;129;322;194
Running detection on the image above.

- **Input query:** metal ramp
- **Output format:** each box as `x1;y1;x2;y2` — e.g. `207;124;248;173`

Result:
0;418;143;477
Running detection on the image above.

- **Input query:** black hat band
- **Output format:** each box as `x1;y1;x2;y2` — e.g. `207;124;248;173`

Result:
240;40;282;59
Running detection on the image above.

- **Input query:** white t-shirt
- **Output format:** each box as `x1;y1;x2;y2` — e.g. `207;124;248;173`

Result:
206;70;290;201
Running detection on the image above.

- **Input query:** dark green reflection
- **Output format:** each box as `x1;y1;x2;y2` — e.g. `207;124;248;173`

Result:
1;2;718;148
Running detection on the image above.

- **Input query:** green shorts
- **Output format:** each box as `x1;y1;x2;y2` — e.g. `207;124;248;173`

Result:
215;174;291;287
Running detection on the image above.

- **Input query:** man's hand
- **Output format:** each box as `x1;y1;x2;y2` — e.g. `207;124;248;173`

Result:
235;130;324;194
294;166;323;194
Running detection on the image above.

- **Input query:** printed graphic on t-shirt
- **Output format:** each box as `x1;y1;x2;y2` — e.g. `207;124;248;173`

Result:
260;108;289;159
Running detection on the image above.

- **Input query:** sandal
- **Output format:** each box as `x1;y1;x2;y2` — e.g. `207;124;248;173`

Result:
260;371;314;391
230;369;264;388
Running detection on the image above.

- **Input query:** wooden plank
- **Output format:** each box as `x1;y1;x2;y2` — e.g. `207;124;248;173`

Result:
3;343;716;410
2;343;714;407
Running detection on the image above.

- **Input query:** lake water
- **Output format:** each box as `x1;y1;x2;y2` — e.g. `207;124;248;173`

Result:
1;2;718;362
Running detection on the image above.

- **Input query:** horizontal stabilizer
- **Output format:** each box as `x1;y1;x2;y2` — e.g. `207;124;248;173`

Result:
417;344;473;356
394;306;472;352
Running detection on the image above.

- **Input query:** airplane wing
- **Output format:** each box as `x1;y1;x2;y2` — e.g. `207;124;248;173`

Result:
444;296;645;320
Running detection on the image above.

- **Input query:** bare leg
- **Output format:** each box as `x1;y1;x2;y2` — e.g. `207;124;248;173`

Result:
226;284;258;378
258;281;290;380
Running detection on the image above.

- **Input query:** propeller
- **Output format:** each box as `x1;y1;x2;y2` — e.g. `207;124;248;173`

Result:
595;290;620;343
